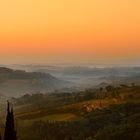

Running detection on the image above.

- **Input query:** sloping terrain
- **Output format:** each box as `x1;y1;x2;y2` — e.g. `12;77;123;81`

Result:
11;85;140;140
0;67;72;96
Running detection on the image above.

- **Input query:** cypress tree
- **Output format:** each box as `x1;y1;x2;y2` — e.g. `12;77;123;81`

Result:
4;101;17;140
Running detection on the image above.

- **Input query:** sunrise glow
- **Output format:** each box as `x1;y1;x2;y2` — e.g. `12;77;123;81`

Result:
0;0;140;64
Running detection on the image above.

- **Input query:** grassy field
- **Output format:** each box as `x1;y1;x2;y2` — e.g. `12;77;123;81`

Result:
14;97;125;121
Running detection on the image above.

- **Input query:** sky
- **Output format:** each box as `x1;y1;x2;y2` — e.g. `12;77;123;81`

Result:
0;0;140;65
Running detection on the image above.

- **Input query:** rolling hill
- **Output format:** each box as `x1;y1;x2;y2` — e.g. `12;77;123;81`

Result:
0;67;72;97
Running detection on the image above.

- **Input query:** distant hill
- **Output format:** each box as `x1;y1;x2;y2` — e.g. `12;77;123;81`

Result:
0;67;72;97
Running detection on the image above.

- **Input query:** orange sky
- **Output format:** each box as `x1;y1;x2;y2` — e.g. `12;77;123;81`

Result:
0;0;140;64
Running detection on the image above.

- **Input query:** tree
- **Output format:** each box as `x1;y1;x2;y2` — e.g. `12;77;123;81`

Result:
4;101;17;140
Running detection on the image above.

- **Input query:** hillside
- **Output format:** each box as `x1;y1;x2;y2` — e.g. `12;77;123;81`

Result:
6;65;140;87
0;67;72;97
9;84;140;140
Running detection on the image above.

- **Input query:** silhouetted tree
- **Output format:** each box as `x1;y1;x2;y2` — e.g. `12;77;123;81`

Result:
4;101;17;140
